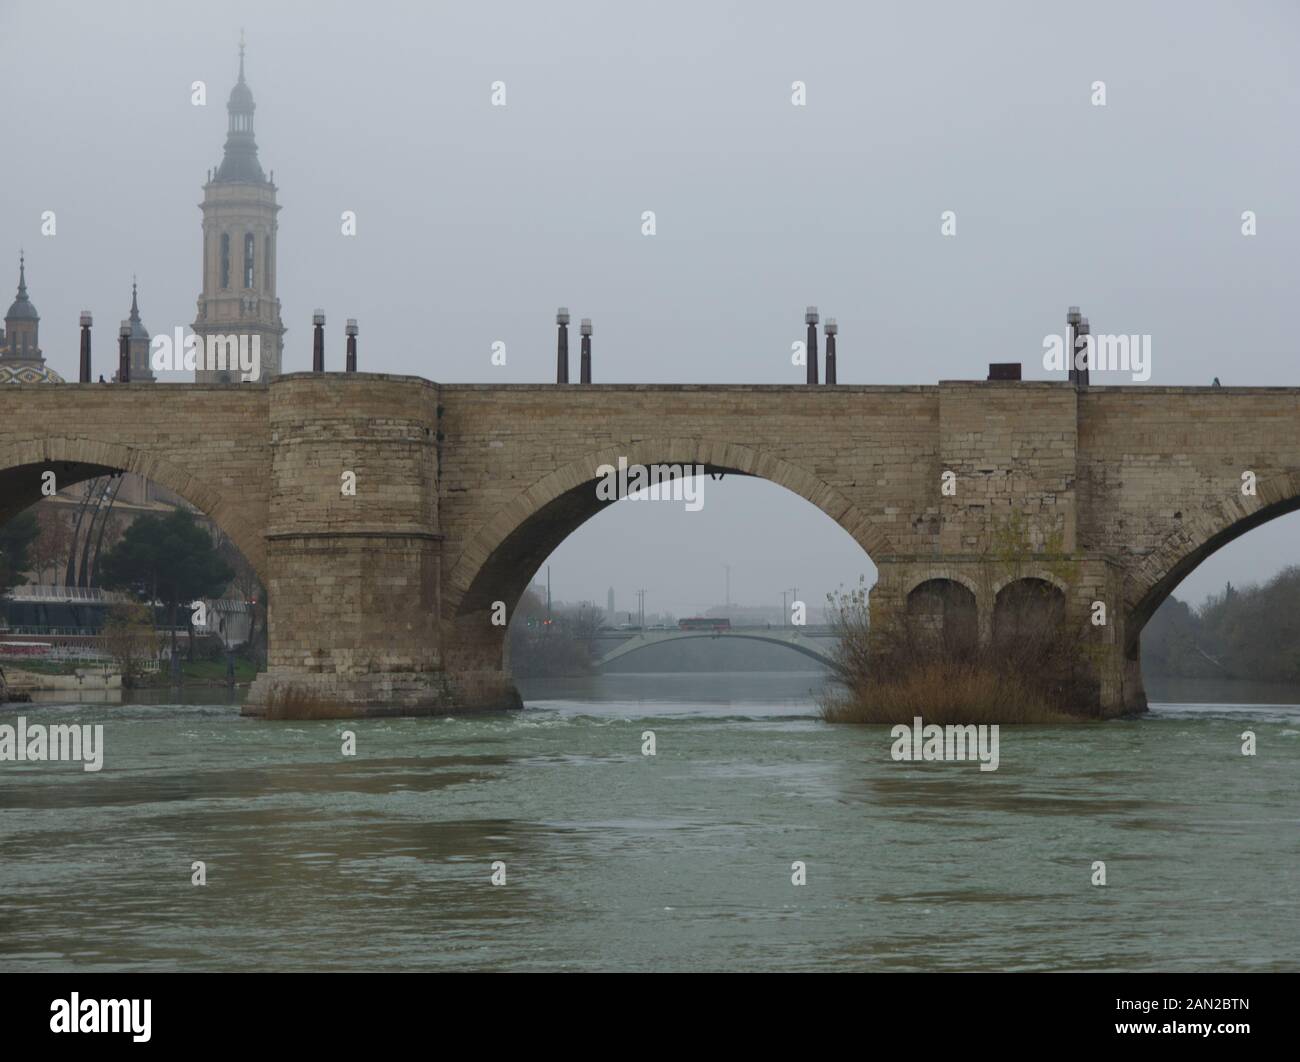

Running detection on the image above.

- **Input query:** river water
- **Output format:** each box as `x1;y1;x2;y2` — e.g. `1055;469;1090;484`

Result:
1;671;1297;971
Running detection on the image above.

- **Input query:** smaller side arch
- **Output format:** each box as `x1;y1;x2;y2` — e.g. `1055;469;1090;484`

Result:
0;436;268;584
906;577;979;649
990;569;1070;598
992;577;1066;646
1125;470;1300;649
903;570;980;599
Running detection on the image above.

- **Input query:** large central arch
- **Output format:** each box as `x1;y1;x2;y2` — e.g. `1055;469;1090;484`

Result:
444;437;894;623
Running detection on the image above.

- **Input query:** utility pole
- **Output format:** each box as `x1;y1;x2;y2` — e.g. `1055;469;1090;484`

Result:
636;588;646;628
546;565;552;622
723;564;731;609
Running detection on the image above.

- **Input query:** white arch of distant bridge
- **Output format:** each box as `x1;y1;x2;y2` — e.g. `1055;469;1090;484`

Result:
590;626;839;669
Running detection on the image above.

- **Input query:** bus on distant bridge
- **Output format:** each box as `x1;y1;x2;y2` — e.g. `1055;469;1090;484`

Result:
678;617;731;632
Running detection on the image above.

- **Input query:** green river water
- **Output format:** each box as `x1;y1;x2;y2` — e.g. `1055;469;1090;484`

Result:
1;671;1297;971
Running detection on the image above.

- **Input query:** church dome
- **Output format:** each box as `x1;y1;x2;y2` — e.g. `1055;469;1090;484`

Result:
0;362;64;384
5;296;38;321
228;78;255;111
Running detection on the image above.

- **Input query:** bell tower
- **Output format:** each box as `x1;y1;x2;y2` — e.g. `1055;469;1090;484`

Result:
194;33;285;383
2;252;41;362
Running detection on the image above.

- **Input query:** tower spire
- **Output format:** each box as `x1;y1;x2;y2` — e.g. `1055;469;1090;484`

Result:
215;31;264;183
130;276;140;321
194;32;284;382
4;249;42;362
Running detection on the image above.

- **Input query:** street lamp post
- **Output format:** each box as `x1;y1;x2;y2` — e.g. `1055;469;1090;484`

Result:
556;308;570;384
345;319;358;372
79;312;92;383
117;321;131;383
805;306;819;385
312;310;325;372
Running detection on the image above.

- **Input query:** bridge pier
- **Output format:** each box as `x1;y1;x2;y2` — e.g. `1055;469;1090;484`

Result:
437;613;523;713
871;556;1146;718
241;375;518;718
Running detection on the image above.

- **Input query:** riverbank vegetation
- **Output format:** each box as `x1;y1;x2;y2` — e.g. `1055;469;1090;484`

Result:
818;580;1082;725
1142;567;1300;683
820;516;1097;725
507;587;599;677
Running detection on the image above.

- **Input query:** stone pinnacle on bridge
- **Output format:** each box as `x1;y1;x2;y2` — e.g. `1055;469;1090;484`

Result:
556;307;570;384
580;318;592;384
825;317;837;385
805;306;819;385
79;310;92;383
312;310;325;372
346;319;358;372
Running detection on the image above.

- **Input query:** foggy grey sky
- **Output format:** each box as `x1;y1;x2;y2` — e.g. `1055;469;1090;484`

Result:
3;0;1298;616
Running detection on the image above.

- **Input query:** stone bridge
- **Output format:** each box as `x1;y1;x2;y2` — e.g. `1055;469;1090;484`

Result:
2;375;1297;717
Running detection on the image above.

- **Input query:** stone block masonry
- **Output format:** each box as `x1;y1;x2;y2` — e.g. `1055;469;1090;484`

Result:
2;376;1297;718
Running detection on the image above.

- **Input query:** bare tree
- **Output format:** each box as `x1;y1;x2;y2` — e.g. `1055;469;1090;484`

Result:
29;505;73;585
101;602;157;688
215;530;266;664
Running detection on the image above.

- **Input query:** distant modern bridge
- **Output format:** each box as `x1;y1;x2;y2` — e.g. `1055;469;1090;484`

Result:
589;626;839;669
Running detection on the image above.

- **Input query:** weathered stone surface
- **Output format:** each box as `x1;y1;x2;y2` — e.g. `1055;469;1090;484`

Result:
3;375;1296;718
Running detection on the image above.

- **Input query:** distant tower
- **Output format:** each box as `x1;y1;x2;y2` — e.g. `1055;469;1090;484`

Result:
125;280;156;383
0;253;65;383
193;34;285;383
2;253;40;360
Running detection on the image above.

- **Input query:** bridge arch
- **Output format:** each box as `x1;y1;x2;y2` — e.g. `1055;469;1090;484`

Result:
446;436;893;620
993;577;1065;645
906;577;978;648
990;569;1070;598
903;570;980;599
0;435;267;584
1124;469;1300;654
594;629;837;669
